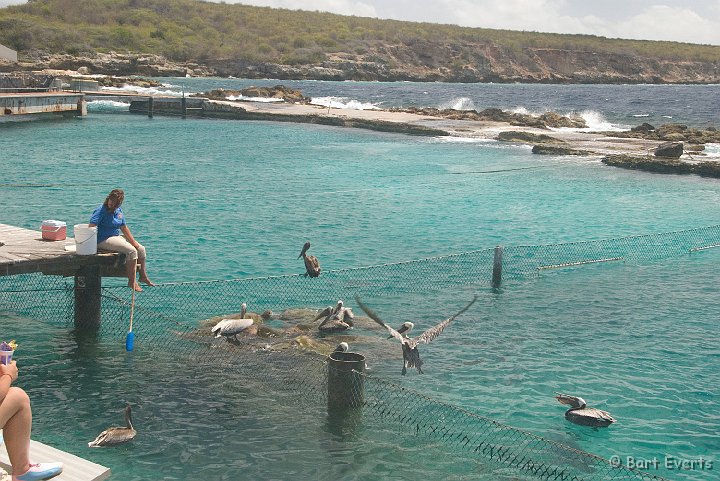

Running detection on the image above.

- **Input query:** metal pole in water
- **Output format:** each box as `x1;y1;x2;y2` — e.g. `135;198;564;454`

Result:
492;245;503;288
148;96;154;118
327;351;366;412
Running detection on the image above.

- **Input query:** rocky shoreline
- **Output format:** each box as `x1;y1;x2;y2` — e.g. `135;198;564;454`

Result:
3;49;720;84
117;85;720;179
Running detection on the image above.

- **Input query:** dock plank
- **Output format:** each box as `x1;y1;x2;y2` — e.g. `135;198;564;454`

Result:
0;431;110;481
0;224;119;277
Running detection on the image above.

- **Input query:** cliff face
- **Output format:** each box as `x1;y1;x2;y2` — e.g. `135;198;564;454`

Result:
205;47;720;83
5;47;720;84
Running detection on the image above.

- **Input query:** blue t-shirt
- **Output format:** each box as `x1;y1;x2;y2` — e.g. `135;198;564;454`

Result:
89;204;126;243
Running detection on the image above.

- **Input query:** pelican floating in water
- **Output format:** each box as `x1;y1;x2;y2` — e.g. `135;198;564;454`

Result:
355;295;477;375
555;392;616;427
298;241;321;277
88;405;137;447
212;302;254;340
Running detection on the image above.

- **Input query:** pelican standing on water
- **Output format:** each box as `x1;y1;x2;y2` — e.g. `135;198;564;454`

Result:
355;295;477;375
555;392;616;427
88;405;137;447
212;302;254;341
298;241;321;277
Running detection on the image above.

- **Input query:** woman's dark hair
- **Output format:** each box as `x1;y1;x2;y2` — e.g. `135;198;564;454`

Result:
104;189;125;209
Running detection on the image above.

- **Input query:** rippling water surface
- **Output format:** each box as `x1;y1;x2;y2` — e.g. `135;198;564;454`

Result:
1;83;719;481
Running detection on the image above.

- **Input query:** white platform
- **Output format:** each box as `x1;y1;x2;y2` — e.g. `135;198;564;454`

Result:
0;431;110;481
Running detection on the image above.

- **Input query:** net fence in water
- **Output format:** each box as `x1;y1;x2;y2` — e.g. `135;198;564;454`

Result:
3;224;717;481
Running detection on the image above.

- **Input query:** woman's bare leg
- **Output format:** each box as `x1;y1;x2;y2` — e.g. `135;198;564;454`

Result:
126;258;141;292
138;257;154;286
0;387;32;476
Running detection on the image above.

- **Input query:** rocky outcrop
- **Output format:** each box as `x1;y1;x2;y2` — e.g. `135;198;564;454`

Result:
532;145;593;156
496;131;565;144
393;107;586;129
194;86;311;103
654;142;683;159
605;123;720;144
5;51;214;77
601;155;720;178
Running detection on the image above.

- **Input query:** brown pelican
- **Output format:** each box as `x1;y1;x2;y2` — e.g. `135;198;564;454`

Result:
315;301;354;333
298;241;321;277
88;405;137;447
355;295;477;375
555;392;616;427
389;321;414;339
211;302;254;340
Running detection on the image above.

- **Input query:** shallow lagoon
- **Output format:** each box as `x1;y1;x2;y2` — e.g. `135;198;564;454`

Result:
1;85;719;480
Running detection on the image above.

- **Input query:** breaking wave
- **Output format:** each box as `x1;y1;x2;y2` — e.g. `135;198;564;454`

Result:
310;97;379;110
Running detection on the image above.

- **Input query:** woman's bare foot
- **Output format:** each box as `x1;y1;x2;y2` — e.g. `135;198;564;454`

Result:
129;282;143;292
139;276;155;287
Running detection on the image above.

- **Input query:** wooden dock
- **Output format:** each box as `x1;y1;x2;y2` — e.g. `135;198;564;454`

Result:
1;223;126;328
0;224;118;277
0;431;110;481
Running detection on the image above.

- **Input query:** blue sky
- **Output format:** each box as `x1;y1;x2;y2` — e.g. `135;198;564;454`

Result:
1;0;718;45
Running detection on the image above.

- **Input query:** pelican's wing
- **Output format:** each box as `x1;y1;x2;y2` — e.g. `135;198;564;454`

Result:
413;296;477;347
313;306;333;322
211;319;230;335
354;296;405;342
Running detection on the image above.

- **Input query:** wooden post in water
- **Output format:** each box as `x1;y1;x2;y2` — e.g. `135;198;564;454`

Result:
74;265;102;329
181;84;186;119
492;245;503;289
148;96;154;118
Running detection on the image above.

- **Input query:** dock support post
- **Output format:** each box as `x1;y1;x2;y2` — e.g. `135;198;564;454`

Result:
76;98;87;117
181;97;186;119
148;96;154;118
492;245;503;288
74;265;102;330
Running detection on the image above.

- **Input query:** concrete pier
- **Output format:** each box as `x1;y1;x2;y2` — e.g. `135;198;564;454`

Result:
0;91;86;121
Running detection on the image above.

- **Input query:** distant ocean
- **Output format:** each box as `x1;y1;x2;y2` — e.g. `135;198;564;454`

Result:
98;78;720;131
1;80;719;481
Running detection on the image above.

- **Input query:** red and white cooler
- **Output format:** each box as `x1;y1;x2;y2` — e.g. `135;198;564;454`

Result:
41;220;67;241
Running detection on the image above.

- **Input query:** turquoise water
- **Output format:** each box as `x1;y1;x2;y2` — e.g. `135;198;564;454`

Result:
1;98;719;480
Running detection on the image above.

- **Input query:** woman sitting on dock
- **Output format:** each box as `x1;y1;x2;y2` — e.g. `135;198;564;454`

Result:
89;188;154;292
1;360;63;481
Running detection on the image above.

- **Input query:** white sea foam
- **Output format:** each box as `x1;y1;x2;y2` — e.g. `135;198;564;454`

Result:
632;114;650;118
310;97;379;110
701;143;720;159
439;97;476;111
101;85;183;96
510;106;533;116
87;100;130;112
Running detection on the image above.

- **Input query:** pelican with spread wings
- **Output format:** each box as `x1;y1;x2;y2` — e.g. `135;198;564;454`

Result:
355;295;477;375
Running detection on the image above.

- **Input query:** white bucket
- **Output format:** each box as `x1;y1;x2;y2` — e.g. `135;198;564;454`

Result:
74;224;97;255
